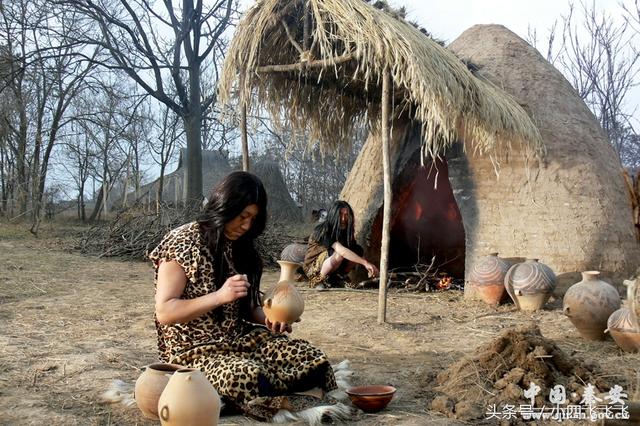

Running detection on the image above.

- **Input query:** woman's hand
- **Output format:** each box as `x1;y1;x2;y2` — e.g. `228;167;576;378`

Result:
364;262;379;278
216;274;250;305
264;317;301;333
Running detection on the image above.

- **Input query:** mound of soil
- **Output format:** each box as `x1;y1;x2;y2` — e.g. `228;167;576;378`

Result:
431;324;611;422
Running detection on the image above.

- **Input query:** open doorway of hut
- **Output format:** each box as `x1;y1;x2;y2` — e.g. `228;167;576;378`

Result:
380;158;465;279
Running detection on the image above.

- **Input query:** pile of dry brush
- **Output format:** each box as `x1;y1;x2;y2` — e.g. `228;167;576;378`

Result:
77;207;299;267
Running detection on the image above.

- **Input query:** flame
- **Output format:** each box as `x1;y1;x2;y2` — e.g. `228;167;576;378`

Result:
414;202;423;220
436;276;452;290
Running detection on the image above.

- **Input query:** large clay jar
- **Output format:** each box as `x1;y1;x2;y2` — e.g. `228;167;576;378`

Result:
134;363;183;419
263;282;305;324
280;242;308;264
157;368;221;426
467;253;511;306
504;259;557;311
563;271;621;340
607;307;640;352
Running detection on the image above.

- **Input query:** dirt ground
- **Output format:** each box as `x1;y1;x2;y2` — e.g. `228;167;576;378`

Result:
1;222;639;425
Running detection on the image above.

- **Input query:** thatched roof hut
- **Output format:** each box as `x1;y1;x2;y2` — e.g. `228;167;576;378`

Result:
341;25;640;287
219;0;542;158
219;0;545;321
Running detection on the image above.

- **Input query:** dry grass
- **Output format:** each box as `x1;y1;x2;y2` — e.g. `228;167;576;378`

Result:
219;0;543;163
0;222;638;425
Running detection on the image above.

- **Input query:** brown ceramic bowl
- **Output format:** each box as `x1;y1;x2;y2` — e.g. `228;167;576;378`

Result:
346;385;396;413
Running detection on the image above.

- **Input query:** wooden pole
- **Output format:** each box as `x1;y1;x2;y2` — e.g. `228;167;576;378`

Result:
241;102;250;172
378;67;392;324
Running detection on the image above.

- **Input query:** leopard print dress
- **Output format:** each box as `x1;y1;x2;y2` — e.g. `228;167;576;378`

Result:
149;222;337;415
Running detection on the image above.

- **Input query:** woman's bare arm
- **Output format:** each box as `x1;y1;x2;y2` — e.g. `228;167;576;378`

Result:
155;260;249;325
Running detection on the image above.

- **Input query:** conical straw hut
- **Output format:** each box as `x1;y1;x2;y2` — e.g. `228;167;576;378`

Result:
340;25;640;294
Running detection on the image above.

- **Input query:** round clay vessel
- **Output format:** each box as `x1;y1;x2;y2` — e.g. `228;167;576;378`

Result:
607;307;640;352
158;368;221;426
563;271;621;340
623;277;640;330
134;363;183;419
504;259;557;311
280;242;308;264
263;281;305;324
467;253;511;305
346;385;396;413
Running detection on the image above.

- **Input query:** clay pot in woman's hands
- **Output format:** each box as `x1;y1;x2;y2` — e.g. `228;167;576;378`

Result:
263;281;305;324
134;363;183;419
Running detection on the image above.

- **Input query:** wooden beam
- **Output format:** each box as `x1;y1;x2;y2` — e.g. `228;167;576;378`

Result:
378;67;392;324
256;53;354;73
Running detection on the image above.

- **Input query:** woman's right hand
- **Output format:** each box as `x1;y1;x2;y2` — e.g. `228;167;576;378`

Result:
217;274;250;304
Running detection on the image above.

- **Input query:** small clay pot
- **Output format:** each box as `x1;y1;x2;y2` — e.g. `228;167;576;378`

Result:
263;281;304;324
158;368;221;426
346;385;396;413
505;259;556;311
607;307;640;352
134;363;183;419
467;253;511;306
563;271;620;340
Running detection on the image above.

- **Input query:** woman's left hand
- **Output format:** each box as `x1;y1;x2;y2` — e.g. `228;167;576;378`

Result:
265;318;293;333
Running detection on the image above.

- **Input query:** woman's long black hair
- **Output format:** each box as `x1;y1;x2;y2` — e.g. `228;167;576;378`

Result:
197;171;267;319
311;200;356;250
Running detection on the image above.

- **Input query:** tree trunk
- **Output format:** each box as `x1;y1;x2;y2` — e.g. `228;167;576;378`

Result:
89;185;103;222
15;104;29;215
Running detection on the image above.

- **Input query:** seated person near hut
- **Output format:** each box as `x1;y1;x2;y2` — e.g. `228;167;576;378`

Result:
303;200;379;289
149;171;337;420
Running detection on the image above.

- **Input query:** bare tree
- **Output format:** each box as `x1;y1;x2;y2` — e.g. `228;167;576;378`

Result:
148;104;181;208
62;0;239;206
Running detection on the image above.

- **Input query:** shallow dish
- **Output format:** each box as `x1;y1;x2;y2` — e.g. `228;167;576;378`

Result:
345;385;396;413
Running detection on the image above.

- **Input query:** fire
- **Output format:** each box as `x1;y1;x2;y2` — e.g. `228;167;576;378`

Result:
436;276;452;290
414;201;423;220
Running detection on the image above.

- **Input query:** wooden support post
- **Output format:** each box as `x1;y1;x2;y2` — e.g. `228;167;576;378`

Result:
378;67;392;324
241;102;250;172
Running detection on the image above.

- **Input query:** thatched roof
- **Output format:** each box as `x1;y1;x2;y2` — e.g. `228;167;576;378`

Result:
219;0;543;160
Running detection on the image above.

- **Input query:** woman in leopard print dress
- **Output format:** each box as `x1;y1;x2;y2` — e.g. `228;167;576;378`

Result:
149;171;337;419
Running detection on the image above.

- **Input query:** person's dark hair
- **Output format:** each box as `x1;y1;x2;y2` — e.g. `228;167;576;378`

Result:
311;200;356;249
197;171;267;318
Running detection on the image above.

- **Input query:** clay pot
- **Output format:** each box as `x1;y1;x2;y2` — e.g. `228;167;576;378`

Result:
158;368;221;426
623;277;640;330
563;271;621;340
277;260;300;283
607;307;640;352
280;242;308;264
134;363;183;419
504;259;556;311
467;253;511;306
263;281;305;324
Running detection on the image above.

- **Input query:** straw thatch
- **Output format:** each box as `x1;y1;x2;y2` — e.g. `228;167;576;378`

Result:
219;0;543;160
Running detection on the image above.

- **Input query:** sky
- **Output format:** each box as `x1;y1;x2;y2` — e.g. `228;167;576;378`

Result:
238;0;627;44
